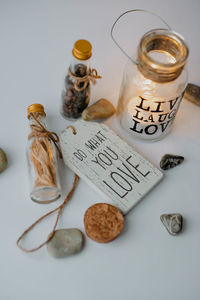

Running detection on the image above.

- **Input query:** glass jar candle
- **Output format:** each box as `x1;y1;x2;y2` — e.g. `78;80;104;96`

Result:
116;29;189;141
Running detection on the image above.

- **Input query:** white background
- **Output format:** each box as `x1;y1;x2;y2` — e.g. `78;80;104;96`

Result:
0;0;200;299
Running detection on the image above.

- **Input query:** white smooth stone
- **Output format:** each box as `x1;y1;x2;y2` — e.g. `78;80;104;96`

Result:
47;228;84;258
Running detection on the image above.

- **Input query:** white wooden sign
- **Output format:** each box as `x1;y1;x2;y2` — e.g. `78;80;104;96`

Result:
60;120;163;214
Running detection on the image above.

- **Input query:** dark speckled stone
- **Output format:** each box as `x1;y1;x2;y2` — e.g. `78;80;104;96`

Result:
160;154;184;170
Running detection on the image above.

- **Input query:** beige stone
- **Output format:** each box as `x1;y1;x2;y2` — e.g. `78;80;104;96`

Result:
0;148;8;173
82;98;115;121
184;83;200;106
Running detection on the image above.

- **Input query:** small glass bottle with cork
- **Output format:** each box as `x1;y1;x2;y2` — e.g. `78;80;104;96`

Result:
27;104;62;203
61;39;101;119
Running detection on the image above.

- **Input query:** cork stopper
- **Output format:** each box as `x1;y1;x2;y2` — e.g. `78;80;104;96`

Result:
72;40;92;60
27;104;46;119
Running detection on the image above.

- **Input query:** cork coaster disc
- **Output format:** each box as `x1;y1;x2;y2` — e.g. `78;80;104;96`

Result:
84;203;124;243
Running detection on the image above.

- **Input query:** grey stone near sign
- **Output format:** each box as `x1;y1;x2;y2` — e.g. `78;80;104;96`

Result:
47;228;84;258
184;83;200;106
160;214;183;235
160;154;184;170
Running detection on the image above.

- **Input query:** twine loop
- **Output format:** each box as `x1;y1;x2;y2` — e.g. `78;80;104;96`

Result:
68;68;102;91
17;125;79;253
16;174;79;252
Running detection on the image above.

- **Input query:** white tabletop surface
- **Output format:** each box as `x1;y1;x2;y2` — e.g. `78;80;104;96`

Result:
1;0;200;299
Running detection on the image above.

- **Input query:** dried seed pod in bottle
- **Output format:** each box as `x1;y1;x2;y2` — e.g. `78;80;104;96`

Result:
27;104;61;203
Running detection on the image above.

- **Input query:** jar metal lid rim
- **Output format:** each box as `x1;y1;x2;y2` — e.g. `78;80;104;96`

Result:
138;29;189;70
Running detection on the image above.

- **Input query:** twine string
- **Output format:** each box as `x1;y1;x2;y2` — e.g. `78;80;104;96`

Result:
68;68;102;92
17;126;79;253
29;112;63;159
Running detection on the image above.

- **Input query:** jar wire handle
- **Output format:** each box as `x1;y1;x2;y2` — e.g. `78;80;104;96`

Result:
110;9;171;66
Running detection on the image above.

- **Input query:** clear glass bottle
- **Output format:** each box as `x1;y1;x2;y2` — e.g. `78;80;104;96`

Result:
117;29;189;141
27;104;61;203
61;39;92;119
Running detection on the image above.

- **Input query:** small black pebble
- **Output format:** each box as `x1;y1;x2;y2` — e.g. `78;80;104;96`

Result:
160;154;184;170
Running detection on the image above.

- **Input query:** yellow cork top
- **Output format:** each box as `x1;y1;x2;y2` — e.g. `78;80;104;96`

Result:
27;103;46;119
72;39;92;60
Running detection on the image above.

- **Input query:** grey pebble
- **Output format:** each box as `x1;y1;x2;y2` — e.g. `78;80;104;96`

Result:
160;154;184;170
0;148;8;173
47;228;84;258
160;214;183;235
184;83;200;106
